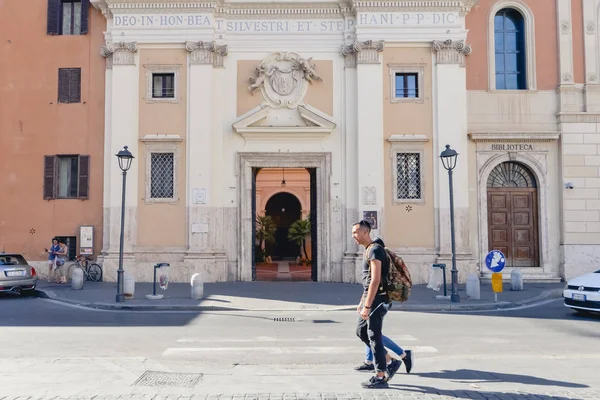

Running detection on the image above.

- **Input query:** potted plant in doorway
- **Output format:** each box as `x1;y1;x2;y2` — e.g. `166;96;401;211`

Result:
288;215;311;265
255;215;276;263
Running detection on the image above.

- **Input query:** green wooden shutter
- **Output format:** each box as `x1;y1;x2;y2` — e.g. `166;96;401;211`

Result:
58;69;70;103
80;0;90;34
69;68;81;103
47;0;61;35
77;155;90;199
43;156;57;200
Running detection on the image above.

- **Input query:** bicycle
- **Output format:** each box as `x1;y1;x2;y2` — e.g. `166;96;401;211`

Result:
67;255;103;282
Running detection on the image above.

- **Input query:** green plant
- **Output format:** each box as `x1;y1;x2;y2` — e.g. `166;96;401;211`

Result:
255;215;276;262
288;216;311;261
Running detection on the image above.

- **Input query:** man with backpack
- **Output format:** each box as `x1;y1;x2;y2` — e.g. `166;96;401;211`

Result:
352;220;401;389
354;238;414;377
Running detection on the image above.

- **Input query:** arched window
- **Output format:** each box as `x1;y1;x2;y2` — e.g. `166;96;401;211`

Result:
494;8;527;90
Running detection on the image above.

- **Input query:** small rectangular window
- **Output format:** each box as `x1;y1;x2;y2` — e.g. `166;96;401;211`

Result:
61;0;82;35
396;153;421;200
152;73;175;99
150;152;175;199
395;73;419;98
58;68;81;103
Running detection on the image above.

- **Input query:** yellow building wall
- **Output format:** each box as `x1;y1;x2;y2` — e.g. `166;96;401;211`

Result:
136;49;187;248
382;46;435;249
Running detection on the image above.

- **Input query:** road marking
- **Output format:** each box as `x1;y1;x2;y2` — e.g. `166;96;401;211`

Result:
176;335;418;343
162;345;438;356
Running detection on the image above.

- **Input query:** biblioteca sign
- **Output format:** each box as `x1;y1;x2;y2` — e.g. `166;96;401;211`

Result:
112;12;460;32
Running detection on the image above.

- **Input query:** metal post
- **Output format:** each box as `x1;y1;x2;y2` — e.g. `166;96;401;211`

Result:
448;168;460;303
153;264;157;296
116;170;127;303
442;264;447;297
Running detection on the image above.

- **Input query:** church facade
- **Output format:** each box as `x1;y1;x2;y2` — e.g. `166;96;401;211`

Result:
88;0;600;285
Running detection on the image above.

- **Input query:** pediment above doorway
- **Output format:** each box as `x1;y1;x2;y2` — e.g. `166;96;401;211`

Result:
232;103;336;140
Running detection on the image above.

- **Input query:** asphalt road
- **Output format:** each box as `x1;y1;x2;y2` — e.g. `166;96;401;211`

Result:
0;294;598;398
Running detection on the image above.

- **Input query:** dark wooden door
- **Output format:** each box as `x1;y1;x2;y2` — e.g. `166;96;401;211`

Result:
308;168;317;282
487;188;538;267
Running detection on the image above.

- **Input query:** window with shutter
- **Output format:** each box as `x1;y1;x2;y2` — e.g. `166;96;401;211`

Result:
43;156;57;200
80;0;89;34
47;0;61;35
57;68;81;103
69;68;81;103
60;0;82;35
77;155;90;199
44;154;90;200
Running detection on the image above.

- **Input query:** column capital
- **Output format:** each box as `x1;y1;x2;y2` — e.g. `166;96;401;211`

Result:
432;39;471;67
101;42;138;66
342;40;384;67
185;41;228;67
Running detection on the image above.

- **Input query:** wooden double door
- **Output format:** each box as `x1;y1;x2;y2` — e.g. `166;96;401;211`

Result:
487;188;539;267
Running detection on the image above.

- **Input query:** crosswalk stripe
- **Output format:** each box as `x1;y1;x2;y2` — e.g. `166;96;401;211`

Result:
176;335;418;343
162;345;438;356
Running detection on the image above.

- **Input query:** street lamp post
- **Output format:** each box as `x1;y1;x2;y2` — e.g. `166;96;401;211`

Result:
116;146;134;303
439;144;460;303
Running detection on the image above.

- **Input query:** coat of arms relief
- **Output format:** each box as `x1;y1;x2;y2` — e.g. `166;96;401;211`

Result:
248;52;322;109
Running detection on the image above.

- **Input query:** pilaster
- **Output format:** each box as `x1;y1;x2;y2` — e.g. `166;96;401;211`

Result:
556;0;584;112
432;40;472;257
185;41;228;68
100;42;139;256
341;41;360;283
355;40;385;238
582;0;600;111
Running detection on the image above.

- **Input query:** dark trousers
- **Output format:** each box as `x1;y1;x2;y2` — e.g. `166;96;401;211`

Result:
356;296;388;373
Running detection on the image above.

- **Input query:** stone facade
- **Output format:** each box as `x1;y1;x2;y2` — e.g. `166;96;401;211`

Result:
82;0;600;285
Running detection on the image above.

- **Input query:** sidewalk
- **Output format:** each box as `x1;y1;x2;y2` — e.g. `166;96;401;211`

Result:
33;279;565;312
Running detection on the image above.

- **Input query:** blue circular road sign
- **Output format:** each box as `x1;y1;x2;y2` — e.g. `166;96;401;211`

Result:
485;250;506;273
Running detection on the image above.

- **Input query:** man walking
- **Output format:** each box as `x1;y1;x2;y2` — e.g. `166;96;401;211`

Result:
352;220;398;389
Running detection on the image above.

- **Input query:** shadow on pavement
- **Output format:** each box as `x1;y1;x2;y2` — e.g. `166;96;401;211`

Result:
412;368;588;388
389;384;591;400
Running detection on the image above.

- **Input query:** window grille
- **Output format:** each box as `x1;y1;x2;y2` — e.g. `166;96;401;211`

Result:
396;153;421;200
150;153;174;199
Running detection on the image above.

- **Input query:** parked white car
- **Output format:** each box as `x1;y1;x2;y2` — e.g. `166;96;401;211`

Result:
563;269;600;314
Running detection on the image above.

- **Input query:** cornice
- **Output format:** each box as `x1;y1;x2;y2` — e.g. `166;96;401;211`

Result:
468;132;560;142
351;0;478;13
557;112;600;124
216;4;352;19
106;0;217;13
101;0;478;16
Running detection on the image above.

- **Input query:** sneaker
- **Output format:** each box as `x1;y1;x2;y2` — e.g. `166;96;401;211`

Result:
354;362;374;371
403;350;413;374
361;375;389;389
386;359;402;381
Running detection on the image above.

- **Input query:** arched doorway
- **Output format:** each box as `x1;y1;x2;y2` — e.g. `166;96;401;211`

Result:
265;192;302;260
487;161;539;267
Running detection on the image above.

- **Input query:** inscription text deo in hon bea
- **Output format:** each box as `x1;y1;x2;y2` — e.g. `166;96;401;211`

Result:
491;144;534;151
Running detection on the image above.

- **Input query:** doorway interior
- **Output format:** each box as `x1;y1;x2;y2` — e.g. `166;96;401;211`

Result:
253;167;316;281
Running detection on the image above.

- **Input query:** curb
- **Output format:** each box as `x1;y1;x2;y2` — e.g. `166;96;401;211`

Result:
34;287;564;313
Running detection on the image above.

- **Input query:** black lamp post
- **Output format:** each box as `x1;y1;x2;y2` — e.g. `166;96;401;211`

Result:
116;146;134;303
439;144;460;303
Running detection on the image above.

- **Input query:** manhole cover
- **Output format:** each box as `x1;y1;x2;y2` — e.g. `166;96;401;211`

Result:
132;371;202;388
